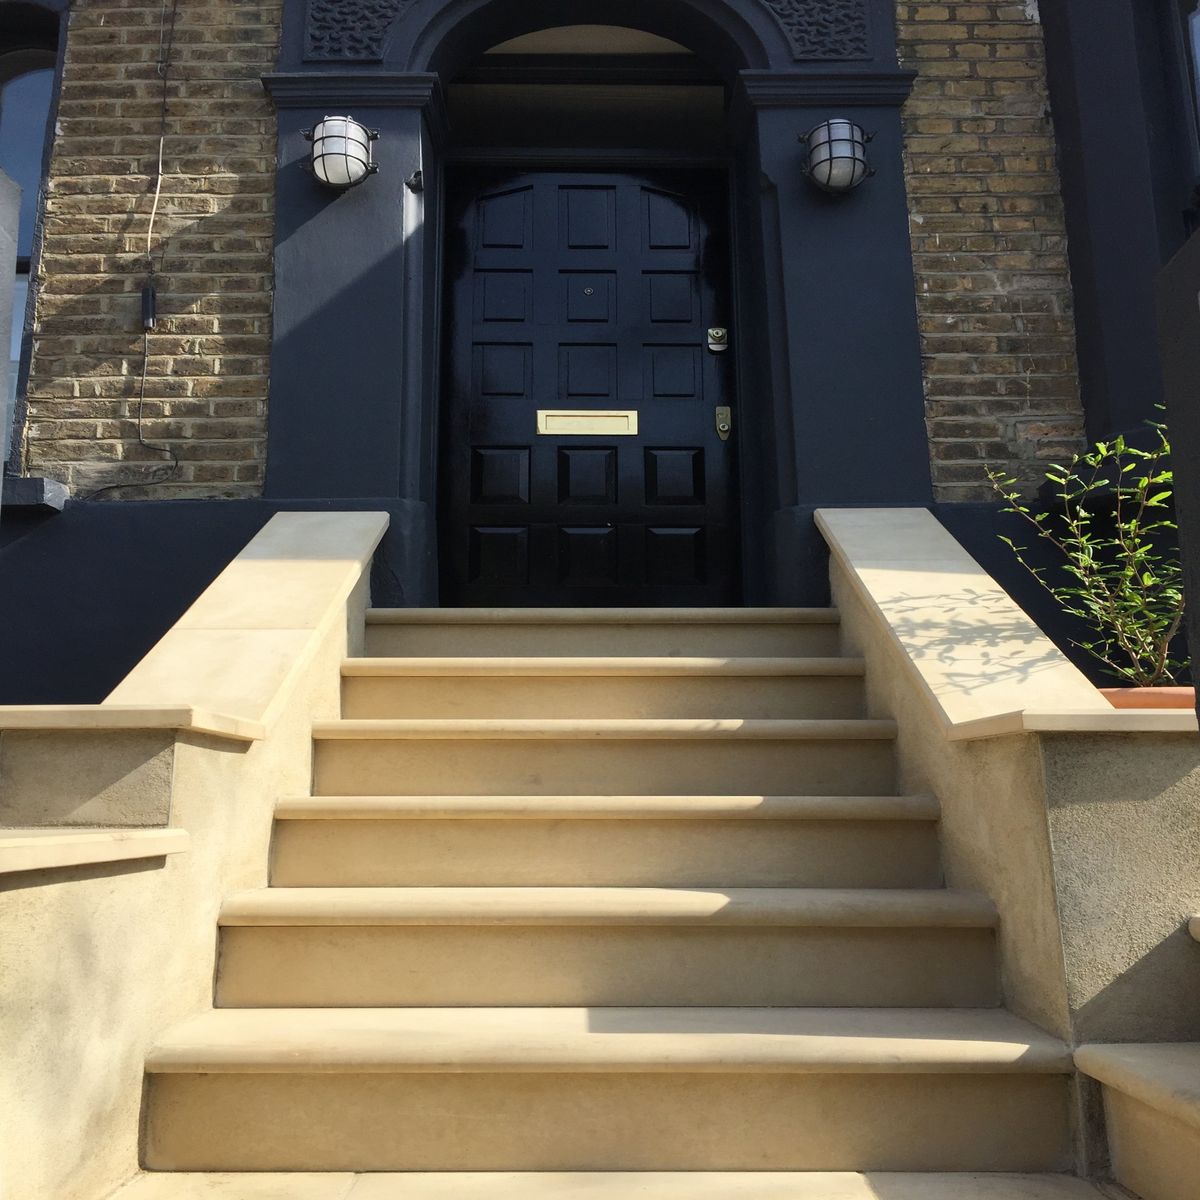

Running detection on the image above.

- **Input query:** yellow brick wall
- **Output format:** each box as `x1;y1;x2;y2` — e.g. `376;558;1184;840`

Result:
20;0;280;498
898;1;1086;500
16;0;1085;501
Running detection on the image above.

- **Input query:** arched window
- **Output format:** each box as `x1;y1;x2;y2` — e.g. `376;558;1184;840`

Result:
0;1;60;461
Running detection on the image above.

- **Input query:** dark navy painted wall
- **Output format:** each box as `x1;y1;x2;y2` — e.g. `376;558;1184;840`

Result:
1157;229;1200;705
262;0;933;605
0;499;433;704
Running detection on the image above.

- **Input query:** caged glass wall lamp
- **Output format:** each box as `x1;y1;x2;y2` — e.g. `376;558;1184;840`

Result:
799;119;873;194
304;115;379;189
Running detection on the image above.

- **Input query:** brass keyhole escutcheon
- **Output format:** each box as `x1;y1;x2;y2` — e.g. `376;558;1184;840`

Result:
716;406;733;442
707;327;729;353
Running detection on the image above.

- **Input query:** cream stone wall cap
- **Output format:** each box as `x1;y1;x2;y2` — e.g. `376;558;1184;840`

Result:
1076;1043;1200;1133
106;1171;1113;1199
816;508;1200;738
343;657;866;678
218;886;998;928
311;718;898;741
0;827;189;874
273;793;942;821
0;704;263;741
367;608;839;625
946;708;1200;739
146;1006;1072;1074
1189;915;1200;943
105;512;388;732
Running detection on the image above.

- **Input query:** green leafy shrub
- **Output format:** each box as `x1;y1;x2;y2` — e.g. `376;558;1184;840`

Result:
987;421;1186;688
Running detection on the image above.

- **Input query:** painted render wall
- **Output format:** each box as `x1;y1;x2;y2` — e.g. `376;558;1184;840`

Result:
10;0;1085;501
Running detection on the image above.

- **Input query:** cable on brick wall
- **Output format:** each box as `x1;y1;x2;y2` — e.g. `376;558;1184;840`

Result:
85;0;181;500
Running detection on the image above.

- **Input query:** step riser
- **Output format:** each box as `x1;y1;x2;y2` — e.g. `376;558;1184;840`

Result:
1102;1086;1198;1200
341;676;865;720
144;1072;1070;1172
270;819;942;888
364;625;842;659
216;926;998;1008
313;741;895;798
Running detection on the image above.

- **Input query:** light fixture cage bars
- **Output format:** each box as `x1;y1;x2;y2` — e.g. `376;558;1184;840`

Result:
305;115;379;189
800;119;874;193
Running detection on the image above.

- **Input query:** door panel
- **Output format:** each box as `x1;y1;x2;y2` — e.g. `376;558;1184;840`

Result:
441;168;739;606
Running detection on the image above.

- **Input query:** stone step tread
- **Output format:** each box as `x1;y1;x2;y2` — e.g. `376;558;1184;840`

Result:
366;608;840;625
109;1171;1112;1199
1075;1043;1200;1132
220;886;994;928
146;1007;1070;1075
311;718;897;741
273;794;940;821
342;657;865;677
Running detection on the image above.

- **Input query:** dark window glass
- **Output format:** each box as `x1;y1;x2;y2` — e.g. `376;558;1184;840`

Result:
0;62;54;259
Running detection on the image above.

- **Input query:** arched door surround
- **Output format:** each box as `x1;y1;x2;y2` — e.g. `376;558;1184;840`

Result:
262;0;933;604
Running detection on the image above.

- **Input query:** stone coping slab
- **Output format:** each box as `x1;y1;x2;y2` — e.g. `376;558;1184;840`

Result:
0;704;263;741
0;512;387;747
106;1171;1112;1199
106;511;388;731
817;508;1199;739
1076;1043;1200;1133
0;827;189;874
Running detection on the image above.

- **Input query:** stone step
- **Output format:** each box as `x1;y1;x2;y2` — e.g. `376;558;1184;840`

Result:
341;657;866;719
270;793;942;888
1076;1043;1200;1200
142;1007;1073;1172
364;608;842;659
215;887;997;1007
111;1171;1112;1199
311;719;897;797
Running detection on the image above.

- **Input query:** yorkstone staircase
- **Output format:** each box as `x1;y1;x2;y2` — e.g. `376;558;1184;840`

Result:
136;608;1099;1194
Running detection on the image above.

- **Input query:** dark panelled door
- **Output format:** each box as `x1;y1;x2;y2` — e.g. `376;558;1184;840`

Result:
440;167;739;606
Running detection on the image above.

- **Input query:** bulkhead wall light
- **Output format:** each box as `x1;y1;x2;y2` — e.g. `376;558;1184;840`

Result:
304;115;379;189
799;119;873;194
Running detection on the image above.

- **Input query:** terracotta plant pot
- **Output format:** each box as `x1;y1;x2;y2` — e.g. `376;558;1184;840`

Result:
1100;686;1197;710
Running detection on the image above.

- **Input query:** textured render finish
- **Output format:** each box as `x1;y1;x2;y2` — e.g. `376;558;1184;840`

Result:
18;0;281;498
824;509;1200;1044
829;553;1071;1037
898;0;1085;499
0;827;188;874
0;729;175;826
1044;737;1200;1042
0;514;379;1200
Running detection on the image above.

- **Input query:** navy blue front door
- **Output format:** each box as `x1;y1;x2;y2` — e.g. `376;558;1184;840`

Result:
440;167;740;606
